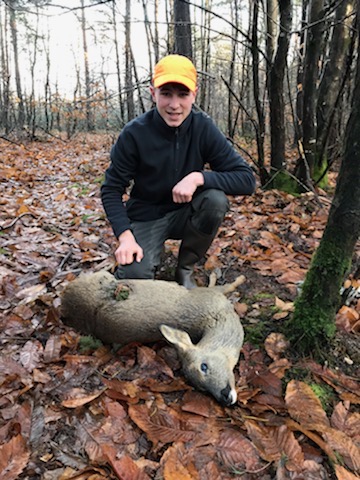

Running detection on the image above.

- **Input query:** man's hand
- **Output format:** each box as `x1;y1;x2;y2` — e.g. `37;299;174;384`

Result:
115;230;143;265
172;172;204;203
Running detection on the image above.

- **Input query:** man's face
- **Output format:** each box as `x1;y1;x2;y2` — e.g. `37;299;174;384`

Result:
150;82;197;127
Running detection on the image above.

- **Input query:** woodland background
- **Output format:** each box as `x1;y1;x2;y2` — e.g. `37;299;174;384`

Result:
0;0;358;190
0;0;360;479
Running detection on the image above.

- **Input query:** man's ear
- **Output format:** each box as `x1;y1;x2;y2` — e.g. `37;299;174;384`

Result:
159;324;194;352
149;85;156;102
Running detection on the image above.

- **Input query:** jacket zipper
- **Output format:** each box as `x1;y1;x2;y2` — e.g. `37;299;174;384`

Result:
174;128;179;179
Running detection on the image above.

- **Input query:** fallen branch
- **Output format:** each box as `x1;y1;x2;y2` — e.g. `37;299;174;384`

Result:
0;212;37;231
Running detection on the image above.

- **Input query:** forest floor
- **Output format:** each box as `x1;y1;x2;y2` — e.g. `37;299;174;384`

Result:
0;134;359;480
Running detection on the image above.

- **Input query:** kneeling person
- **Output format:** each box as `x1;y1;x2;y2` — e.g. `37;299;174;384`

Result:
101;54;256;288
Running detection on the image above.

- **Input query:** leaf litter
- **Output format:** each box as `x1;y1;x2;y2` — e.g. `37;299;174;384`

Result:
0;135;359;479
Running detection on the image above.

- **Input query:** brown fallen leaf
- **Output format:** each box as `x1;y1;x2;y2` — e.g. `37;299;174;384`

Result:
264;333;290;361
61;388;105;408
274;296;294;311
128;403;195;446
321;426;360;472
19;339;44;372
245;421;304;471
102;445;150;480
216;426;264;471
268;358;291;379
181;390;224;418
285;380;330;430
0;434;30;480
334;464;360;479
331;401;360;443
161;443;199;480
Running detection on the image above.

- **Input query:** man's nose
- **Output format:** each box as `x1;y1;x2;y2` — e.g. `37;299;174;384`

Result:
169;96;180;109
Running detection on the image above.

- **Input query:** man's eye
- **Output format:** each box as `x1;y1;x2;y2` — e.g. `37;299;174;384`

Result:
200;363;208;373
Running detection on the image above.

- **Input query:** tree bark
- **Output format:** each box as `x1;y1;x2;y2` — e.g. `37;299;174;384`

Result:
0;5;10;134
227;0;239;139
8;1;25;129
294;0;308;146
268;0;292;174
316;0;355;169
296;0;325;186
251;0;267;185
174;0;192;58
125;0;134;121
111;1;125;126
199;0;212;113
80;0;94;131
28;5;39;138
290;0;360;355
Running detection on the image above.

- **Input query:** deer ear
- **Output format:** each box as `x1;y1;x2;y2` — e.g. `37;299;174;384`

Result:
160;325;194;351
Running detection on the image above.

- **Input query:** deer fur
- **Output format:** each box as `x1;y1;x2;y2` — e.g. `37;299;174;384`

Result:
60;270;245;406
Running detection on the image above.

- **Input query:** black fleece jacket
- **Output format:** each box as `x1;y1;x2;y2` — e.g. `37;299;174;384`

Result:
101;108;256;239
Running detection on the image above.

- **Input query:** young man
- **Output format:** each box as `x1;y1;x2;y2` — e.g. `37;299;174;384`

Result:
101;54;255;288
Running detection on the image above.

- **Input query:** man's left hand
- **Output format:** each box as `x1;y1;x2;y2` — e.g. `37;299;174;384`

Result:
172;172;204;203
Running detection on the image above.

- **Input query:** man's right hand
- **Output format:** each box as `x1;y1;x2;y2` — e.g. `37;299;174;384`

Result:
115;230;144;265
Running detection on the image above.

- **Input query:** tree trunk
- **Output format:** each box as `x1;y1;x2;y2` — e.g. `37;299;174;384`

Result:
29;5;39;139
125;0;134;121
0;5;10;134
227;0;239;139
268;0;292;175
316;0;355;170
165;0;174;53
80;0;94;131
294;0;308;146
111;1;125;127
251;0;267;185
43;24;51;133
289;0;360;355
154;0;160;63
174;0;192;58
8;1;25;129
296;0;325;186
199;0;212;113
141;0;155;79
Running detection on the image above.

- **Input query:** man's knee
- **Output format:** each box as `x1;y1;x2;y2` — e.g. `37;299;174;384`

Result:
191;189;229;234
196;189;229;214
115;257;155;280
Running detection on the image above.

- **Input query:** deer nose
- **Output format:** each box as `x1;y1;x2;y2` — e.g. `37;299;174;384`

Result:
220;384;237;406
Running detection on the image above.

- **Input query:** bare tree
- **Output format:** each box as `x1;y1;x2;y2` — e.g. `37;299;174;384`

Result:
141;0;155;77
8;0;25;129
111;1;125;126
174;0;193;58
316;0;356;171
125;0;134;120
154;0;160;62
27;3;40;138
267;0;292;176
294;0;308;146
0;4;10;134
80;0;94;131
227;0;239;139
251;0;267;184
295;0;326;187
43;22;52;133
289;0;360;355
198;0;212;112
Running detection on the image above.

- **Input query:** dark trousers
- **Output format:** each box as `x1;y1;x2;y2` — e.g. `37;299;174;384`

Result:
116;189;229;280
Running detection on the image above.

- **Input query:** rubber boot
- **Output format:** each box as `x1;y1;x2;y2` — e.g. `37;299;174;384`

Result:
175;221;215;289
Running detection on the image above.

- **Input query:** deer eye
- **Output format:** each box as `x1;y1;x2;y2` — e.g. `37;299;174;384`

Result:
200;363;208;374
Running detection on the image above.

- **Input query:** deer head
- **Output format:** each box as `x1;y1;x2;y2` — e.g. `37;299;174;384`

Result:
160;324;239;406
